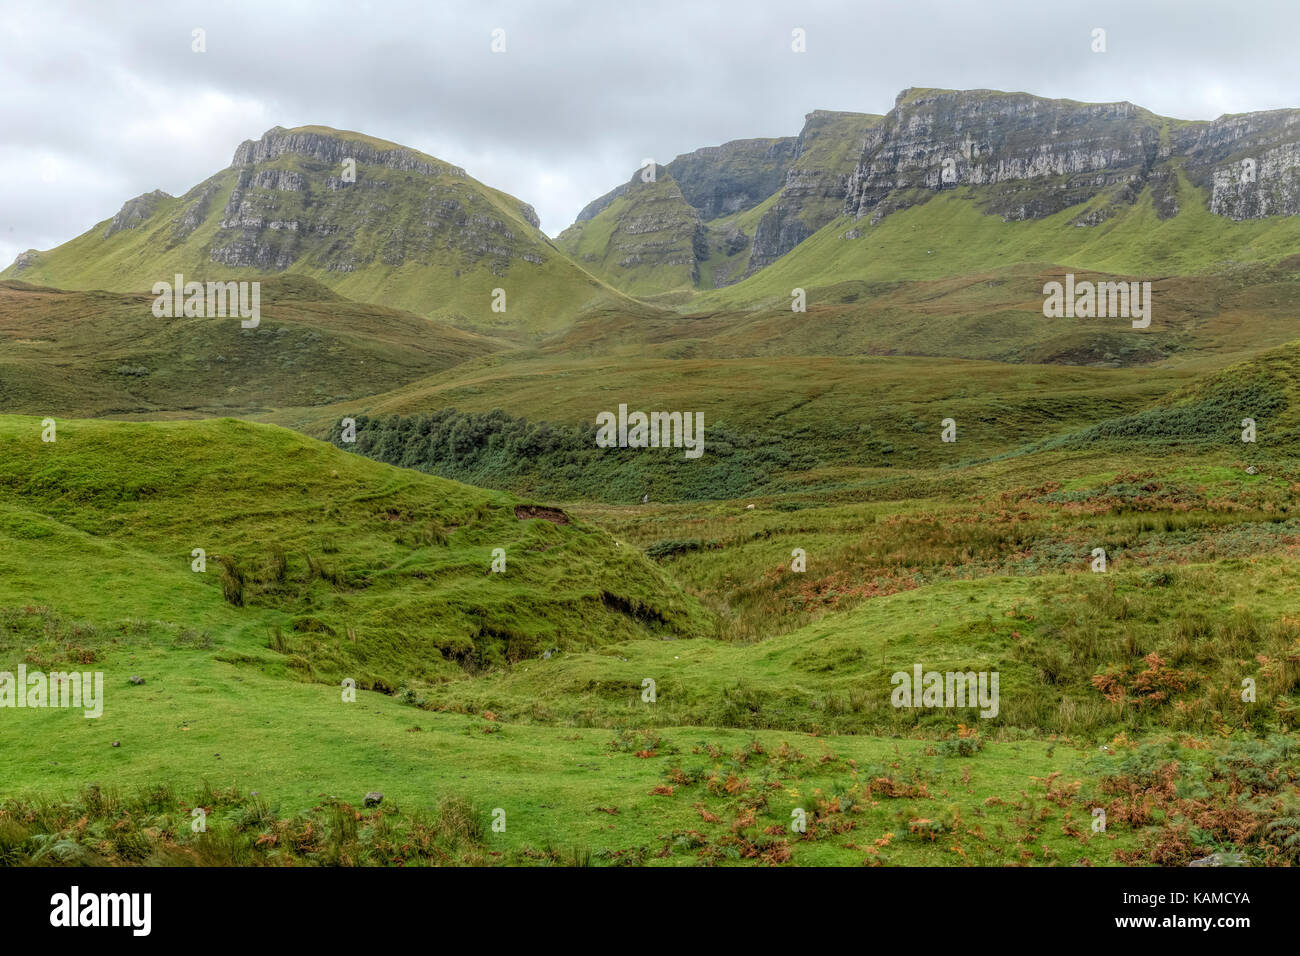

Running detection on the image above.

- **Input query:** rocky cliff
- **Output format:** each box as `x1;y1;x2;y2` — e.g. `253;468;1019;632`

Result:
575;136;796;225
557;166;704;297
843;88;1300;227
1175;110;1300;220
563;87;1300;301
843;89;1167;224
746;109;882;272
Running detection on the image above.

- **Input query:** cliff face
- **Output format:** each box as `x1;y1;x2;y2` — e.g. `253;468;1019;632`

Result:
843;89;1166;224
666;137;798;220
557;166;704;297
230;126;465;178
575;136;796;224
842;89;1300;227
209;126;545;275
1174;110;1300;220
746;110;882;273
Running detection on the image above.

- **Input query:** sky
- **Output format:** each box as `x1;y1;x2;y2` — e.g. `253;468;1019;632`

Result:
2;0;1298;267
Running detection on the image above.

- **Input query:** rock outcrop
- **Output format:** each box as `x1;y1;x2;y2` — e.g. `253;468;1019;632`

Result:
747;110;882;273
843;89;1165;224
103;189;173;238
841;88;1300;227
557;166;703;296
1175;110;1300;220
665;137;798;220
230;125;464;178
575;137;796;225
207;126;539;275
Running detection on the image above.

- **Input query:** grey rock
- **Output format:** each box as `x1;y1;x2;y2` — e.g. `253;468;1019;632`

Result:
7;249;41;274
363;791;384;807
231;127;462;178
103;189;172;239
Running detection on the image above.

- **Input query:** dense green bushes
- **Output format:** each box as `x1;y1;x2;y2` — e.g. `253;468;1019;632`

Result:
331;408;813;502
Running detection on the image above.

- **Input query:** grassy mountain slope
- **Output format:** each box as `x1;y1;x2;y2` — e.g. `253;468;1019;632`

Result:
1;126;640;337
0;276;505;418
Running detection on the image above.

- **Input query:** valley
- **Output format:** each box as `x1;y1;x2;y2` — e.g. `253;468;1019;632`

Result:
3;86;1300;869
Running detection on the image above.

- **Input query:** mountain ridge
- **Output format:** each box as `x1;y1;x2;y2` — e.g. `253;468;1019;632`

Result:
11;87;1300;320
2;124;639;337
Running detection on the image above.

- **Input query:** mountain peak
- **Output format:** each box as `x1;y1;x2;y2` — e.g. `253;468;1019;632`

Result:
229;125;466;179
103;189;173;239
4;124;621;335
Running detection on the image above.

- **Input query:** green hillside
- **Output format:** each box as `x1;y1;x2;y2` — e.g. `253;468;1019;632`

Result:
4;416;1300;867
0;276;505;419
1;126;640;337
0;416;709;690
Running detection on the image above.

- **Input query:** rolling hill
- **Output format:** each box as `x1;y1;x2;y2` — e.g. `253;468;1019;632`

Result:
0;275;505;418
0;415;710;688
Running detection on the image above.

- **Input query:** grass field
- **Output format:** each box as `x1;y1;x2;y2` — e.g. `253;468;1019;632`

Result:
3;407;1300;866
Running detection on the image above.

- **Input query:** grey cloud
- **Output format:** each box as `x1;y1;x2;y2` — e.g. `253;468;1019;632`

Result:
2;0;1298;268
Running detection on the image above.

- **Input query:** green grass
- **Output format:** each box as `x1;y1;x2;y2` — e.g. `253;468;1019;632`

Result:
0;415;709;690
0;277;506;418
3;410;1300;865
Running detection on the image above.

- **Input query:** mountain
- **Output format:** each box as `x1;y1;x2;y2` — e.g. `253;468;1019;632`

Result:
559;110;880;294
1;125;639;336
556;165;705;299
562;88;1300;306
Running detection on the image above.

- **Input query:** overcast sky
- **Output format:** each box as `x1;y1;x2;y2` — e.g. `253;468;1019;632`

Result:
2;0;1298;267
